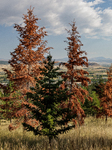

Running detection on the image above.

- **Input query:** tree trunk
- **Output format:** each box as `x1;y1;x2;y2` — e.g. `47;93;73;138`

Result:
49;137;52;147
10;118;12;123
105;115;107;123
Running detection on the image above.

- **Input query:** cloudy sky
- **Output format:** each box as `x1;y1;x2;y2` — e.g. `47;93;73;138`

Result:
0;0;112;60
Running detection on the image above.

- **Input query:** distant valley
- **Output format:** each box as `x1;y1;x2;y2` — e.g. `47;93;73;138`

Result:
0;57;110;84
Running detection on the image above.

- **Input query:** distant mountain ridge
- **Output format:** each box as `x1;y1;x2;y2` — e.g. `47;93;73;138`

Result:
55;57;68;62
55;57;112;65
0;57;112;65
0;60;8;64
88;57;112;63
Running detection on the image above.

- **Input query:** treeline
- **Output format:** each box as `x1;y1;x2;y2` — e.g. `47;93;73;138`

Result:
0;7;112;145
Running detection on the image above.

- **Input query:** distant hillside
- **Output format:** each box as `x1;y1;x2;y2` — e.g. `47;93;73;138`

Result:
1;56;112;66
55;57;112;66
88;57;112;64
0;61;8;65
55;58;68;62
88;62;100;67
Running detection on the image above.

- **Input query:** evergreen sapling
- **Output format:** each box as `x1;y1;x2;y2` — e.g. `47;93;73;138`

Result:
22;54;76;145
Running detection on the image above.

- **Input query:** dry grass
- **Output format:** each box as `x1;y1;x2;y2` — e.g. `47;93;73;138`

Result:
0;117;112;150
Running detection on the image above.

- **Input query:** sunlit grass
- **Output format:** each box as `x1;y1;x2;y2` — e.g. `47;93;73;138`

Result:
1;117;112;150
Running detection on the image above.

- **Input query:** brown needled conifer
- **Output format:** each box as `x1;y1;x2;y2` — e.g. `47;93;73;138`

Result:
60;21;92;126
96;64;112;122
4;7;51;94
0;7;52;129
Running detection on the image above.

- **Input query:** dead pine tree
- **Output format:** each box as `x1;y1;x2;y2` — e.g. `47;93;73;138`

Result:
96;64;112;123
60;21;92;126
0;7;52;130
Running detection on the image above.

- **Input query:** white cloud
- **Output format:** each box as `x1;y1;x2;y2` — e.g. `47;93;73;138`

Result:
0;0;112;39
100;8;112;36
88;0;104;6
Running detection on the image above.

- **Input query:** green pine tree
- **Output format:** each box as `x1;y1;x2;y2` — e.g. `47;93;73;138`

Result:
22;54;76;145
81;91;100;116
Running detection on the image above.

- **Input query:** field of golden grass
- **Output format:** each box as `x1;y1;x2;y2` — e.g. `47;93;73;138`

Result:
0;116;112;150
